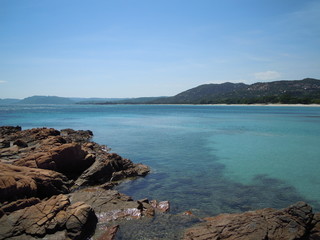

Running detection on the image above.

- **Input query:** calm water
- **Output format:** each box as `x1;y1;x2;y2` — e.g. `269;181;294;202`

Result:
1;104;320;217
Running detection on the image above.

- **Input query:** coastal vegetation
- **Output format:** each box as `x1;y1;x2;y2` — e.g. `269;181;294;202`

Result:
150;78;320;105
1;78;320;105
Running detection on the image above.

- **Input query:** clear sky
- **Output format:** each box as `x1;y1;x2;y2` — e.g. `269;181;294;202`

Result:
1;0;320;99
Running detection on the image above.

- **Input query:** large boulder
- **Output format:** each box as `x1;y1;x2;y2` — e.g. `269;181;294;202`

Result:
183;201;315;240
70;188;155;221
0;194;97;240
14;142;95;178
70;187;170;239
0;162;70;202
74;152;149;188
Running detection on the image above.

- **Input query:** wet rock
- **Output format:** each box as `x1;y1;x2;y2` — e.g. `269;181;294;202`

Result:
150;200;170;213
70;188;143;221
183;210;194;216
184;201;315;240
0;162;70;202
97;225;119;240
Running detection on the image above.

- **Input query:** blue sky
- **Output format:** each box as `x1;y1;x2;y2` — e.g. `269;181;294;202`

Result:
1;0;320;98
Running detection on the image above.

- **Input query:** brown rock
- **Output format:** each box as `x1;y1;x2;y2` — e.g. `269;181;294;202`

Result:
0;138;10;148
184;201;314;240
310;213;320;240
183;211;194;216
65;201;97;239
70;188;142;222
1;127;149;188
2;127;60;145
0;197;41;217
74;152;149;187
60;128;93;143
0;162;70;202
0;195;69;239
13;139;28;148
14;142;95;178
0;194;96;240
0;126;21;136
150;200;170;213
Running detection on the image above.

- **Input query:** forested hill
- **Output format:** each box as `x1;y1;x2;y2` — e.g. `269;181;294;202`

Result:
151;78;320;104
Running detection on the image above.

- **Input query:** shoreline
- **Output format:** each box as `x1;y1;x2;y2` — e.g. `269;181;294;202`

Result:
207;103;320;107
2;102;320;107
82;103;320;107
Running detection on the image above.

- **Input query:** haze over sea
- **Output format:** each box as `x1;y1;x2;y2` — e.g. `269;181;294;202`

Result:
1;104;320;216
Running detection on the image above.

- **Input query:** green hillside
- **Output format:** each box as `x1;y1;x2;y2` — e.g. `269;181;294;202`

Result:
151;78;320;104
19;96;74;104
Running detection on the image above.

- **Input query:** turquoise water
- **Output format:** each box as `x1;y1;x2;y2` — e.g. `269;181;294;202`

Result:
1;104;320;216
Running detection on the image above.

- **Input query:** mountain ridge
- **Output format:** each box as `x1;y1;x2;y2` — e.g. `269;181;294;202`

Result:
150;78;320;104
1;78;320;105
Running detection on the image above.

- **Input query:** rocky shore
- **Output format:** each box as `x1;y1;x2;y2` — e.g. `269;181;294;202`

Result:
1;126;320;239
0;126;168;239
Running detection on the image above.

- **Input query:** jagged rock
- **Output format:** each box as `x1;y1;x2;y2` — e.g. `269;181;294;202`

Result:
0;126;155;239
60;128;93;143
70;187;153;221
74;152;149;188
12;139;28;148
14;142;95;178
1;127;60;144
184;201;315;240
150;200;170;213
0;128;62;162
1;127;148;186
0;162;70;202
65;201;97;239
0;194;96;240
97;225;119;240
0;197;40;217
0;139;10;148
310;213;320;239
0;126;21;136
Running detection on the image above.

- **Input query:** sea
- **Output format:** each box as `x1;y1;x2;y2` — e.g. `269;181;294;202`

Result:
1;104;320;238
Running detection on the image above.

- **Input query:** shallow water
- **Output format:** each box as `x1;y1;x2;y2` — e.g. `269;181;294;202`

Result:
1;104;320;218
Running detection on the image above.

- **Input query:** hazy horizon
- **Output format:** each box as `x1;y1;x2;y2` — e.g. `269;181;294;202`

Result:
1;77;319;100
1;0;320;99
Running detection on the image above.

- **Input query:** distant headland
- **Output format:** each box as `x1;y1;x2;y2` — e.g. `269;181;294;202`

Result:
1;78;320;105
